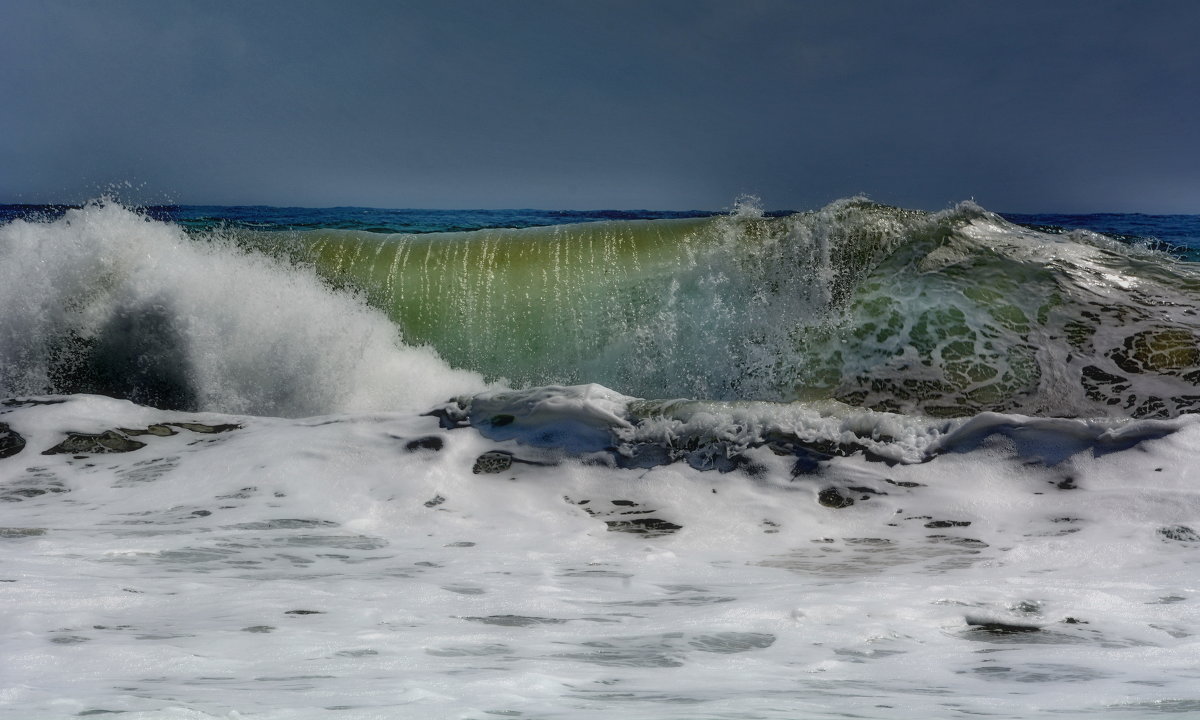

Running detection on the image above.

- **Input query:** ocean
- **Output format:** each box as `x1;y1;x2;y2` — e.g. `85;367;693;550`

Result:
2;198;1200;719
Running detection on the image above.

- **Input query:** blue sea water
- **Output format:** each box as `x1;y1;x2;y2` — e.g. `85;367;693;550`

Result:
8;203;1195;252
1004;212;1200;260
0;204;728;235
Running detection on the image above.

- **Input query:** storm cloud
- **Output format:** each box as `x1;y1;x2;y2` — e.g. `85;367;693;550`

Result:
3;0;1198;212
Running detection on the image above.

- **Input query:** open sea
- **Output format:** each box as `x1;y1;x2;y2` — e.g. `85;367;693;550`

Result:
3;198;1200;719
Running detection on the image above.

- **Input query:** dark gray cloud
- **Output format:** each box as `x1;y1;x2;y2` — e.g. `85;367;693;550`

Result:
3;0;1198;212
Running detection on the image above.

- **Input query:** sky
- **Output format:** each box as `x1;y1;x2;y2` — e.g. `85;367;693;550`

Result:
2;0;1199;213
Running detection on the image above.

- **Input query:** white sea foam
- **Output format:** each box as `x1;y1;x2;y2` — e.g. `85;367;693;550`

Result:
3;392;1200;719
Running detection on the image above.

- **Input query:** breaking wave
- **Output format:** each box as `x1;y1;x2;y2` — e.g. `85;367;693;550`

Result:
4;198;1200;420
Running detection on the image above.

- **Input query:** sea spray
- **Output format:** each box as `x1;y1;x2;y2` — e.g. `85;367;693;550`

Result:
0;201;486;416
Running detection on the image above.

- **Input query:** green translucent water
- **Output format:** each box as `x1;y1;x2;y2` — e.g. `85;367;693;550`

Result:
266;201;1200;418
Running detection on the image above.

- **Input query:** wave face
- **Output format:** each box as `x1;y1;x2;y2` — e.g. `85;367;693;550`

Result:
4;199;1200;419
283;199;1200;418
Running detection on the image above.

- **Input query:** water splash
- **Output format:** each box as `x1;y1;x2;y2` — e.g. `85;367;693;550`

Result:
0;201;485;416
